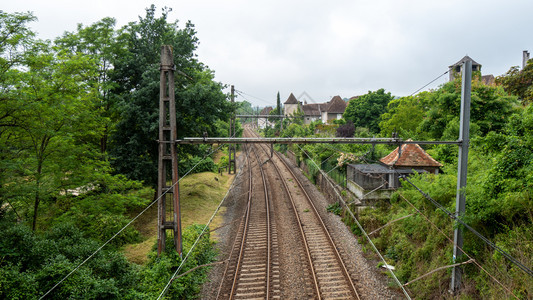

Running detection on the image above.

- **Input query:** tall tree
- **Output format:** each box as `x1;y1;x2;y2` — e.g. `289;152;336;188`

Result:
419;79;518;139
6;42;102;230
109;5;232;185
496;59;533;105
55;17;128;153
0;11;37;222
276;91;281;115
343;88;393;133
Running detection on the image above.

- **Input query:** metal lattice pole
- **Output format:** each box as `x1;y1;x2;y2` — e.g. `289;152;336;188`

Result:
158;45;182;256
228;85;237;174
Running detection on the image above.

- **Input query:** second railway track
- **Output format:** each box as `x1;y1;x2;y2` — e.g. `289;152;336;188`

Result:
217;127;360;299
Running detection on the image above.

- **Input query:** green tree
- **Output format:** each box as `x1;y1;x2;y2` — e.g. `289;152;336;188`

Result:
496;59;533;105
276;91;281;116
236;100;253;118
109;5;232;185
55;17;128;153
343;89;393;133
379;93;428;137
419;79;518;140
8;43;103;231
0;11;37;221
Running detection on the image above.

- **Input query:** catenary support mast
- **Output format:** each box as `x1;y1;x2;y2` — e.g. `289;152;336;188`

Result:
450;58;472;292
228;85;237;174
157;45;182;256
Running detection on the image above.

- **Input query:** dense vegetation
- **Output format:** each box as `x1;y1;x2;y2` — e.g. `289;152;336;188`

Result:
2;4;533;298
0;6;235;299
264;74;532;298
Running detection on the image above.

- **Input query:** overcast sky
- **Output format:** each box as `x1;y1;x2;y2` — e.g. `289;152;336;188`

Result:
4;0;533;107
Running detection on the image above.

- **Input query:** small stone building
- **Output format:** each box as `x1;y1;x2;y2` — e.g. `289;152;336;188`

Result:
283;93;299;116
347;142;442;202
380;143;442;175
301;103;322;124
449;55;481;81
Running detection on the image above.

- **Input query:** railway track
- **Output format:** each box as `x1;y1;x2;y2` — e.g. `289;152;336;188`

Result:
217;127;359;299
216;143;280;299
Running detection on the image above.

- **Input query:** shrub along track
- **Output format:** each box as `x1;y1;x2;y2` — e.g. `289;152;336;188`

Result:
216;127;361;299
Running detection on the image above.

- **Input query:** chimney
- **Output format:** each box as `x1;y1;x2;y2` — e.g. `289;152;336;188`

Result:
523;50;530;69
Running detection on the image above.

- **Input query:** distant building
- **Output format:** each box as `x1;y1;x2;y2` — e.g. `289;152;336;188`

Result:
481;74;495;86
320;95;347;123
258;106;273;129
283;93;300;116
284;93;348;124
347;142;442;201
301;103;323;125
449;55;481;81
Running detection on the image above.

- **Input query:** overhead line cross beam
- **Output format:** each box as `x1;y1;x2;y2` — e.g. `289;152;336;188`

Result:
175;137;461;145
236;114;303;118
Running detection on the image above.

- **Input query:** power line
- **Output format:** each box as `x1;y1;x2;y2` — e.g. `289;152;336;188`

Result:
399;174;533;278
157;145;248;300
295;144;412;299
409;70;449;96
320;140;529;292
39;143;228;299
235;89;275;106
396;192;518;298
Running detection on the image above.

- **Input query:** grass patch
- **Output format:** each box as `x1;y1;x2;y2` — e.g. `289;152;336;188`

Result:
123;171;235;264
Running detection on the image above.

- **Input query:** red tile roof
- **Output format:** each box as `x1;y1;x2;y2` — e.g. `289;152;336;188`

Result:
380;142;442;168
260;106;273;115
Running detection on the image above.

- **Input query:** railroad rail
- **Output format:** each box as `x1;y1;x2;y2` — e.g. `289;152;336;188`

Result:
216;142;280;299
249;128;361;299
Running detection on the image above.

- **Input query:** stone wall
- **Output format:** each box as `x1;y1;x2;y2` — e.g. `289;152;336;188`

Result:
286;150;297;165
316;171;361;206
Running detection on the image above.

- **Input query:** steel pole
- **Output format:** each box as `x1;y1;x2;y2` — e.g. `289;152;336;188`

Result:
450;59;472;292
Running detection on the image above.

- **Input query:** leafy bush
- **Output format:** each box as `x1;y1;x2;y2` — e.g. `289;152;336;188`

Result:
180;156;216;175
0;223;141;299
0;222;218;299
139;224;217;299
326;202;342;215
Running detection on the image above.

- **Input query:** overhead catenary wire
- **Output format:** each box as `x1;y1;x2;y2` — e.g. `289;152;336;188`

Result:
39;142;228;300
235;89;275;106
157;143;248;300
396;191;519;299
295;144;412;299
409;70;449;96
329;141;526;294
399;174;533;278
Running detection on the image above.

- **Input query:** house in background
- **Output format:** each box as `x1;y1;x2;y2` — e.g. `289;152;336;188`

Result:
347;142;442;202
320;95;347;123
449;55;481;81
449;55;496;86
258;106;273;129
283;93;299;116
301;103;322;125
284;93;347;124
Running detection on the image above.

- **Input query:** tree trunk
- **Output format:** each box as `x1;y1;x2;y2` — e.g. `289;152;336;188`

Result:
32;159;43;231
32;192;40;231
